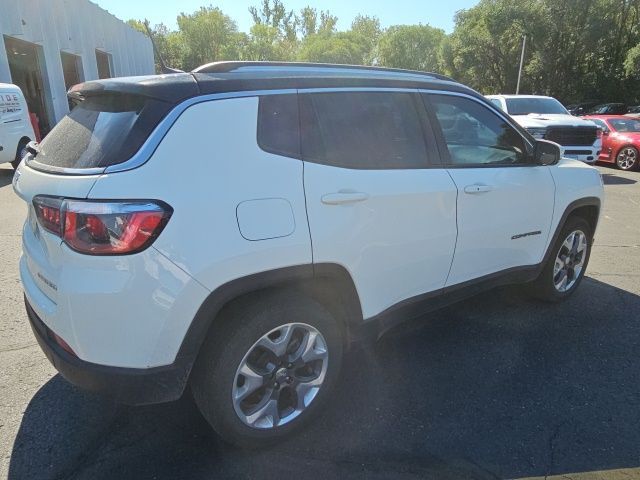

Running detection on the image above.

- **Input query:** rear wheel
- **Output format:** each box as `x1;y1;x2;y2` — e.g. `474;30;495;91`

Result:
190;290;343;448
532;216;592;302
616;146;638;171
11;141;29;170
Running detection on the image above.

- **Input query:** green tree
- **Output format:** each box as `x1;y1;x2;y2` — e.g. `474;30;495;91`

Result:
625;43;640;78
297;32;366;64
126;20;186;72
349;15;382;65
244;23;296;60
445;0;640;103
378;25;446;72
297;7;338;38
444;0;544;94
249;0;297;42
177;6;244;70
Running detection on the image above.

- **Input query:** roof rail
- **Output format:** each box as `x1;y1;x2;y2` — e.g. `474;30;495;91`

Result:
192;61;455;82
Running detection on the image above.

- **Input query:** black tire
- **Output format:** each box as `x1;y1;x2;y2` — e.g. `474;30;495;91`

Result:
11;141;29;170
190;289;344;448
531;216;592;302
615;145;638;171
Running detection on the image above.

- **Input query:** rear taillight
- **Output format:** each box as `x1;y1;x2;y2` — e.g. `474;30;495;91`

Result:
33;196;64;236
32;196;172;255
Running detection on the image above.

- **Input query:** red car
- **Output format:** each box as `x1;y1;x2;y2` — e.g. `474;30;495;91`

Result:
583;115;640;170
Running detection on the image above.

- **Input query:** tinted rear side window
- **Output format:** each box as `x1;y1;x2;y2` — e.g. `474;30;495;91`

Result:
300;91;429;169
34;94;171;169
257;94;300;158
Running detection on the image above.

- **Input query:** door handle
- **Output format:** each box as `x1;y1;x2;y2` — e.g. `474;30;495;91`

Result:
321;192;369;205
463;184;492;194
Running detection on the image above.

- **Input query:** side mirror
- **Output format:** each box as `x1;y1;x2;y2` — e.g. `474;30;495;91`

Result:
534;139;561;165
602;130;609;136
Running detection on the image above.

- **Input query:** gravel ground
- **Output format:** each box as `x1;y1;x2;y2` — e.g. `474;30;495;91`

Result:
0;163;638;480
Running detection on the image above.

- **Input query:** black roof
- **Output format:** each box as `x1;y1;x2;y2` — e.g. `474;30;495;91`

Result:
68;61;478;104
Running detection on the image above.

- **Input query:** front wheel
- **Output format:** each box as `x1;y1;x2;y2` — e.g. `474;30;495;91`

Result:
190;290;343;448
531;217;592;302
616;146;638;171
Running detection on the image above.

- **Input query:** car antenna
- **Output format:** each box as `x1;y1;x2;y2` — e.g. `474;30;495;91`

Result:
143;19;184;74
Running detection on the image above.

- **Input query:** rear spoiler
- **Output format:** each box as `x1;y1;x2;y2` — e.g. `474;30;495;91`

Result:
67;73;200;104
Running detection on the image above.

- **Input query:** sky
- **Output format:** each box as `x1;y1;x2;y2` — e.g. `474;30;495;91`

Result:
92;0;478;34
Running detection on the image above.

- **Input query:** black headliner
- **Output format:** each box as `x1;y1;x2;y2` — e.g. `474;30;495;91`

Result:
67;62;481;104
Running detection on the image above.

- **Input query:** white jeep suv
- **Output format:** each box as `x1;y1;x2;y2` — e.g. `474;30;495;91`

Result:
14;62;604;447
486;94;602;163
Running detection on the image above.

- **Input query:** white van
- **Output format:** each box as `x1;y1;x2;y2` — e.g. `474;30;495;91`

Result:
0;83;36;169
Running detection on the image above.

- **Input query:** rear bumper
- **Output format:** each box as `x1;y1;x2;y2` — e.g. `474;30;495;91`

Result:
25;296;189;405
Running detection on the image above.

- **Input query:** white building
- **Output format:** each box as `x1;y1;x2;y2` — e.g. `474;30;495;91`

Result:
0;0;154;136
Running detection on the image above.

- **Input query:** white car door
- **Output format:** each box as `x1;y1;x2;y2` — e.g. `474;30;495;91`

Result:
424;93;555;287
301;90;458;319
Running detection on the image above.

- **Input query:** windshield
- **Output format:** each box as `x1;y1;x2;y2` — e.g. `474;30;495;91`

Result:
610;118;640;132
32;94;170;169
505;97;569;115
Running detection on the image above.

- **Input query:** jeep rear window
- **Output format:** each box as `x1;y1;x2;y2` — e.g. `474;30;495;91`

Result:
33;94;171;169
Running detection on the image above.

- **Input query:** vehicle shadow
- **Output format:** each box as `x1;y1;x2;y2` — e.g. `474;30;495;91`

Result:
0;167;15;188
8;277;640;479
600;173;637;185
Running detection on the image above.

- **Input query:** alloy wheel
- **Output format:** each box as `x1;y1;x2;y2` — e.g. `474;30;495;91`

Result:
553;229;587;292
232;323;329;429
616;147;637;170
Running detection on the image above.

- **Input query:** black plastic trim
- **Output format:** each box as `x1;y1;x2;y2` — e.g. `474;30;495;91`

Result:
25;297;188;405
173;264;316;369
360;265;540;339
358;196;601;338
26;198;600;405
539;197;601;266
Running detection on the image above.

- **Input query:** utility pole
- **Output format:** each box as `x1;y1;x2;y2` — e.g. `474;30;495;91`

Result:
516;34;526;94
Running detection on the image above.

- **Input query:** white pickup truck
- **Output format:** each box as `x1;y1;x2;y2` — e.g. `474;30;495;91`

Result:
0;83;35;169
487;94;601;164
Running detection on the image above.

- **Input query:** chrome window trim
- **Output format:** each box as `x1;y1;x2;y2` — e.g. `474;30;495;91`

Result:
26;89;297;176
105;89;298;174
297;87;419;94
25;86;495;176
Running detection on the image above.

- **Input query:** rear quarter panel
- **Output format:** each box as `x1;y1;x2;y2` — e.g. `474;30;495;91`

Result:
88;96;313;354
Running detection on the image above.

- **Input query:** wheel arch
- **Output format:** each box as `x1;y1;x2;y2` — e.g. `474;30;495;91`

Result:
16;136;31;155
175;263;363;380
542;197;601;266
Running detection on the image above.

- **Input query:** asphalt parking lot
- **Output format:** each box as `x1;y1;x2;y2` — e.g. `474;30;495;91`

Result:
0;164;638;480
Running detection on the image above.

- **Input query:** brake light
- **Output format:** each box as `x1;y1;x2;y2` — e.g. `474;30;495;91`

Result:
32;196;172;255
33;196;64;236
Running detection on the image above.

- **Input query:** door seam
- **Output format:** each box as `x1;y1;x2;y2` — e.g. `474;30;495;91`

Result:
443;168;459;287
